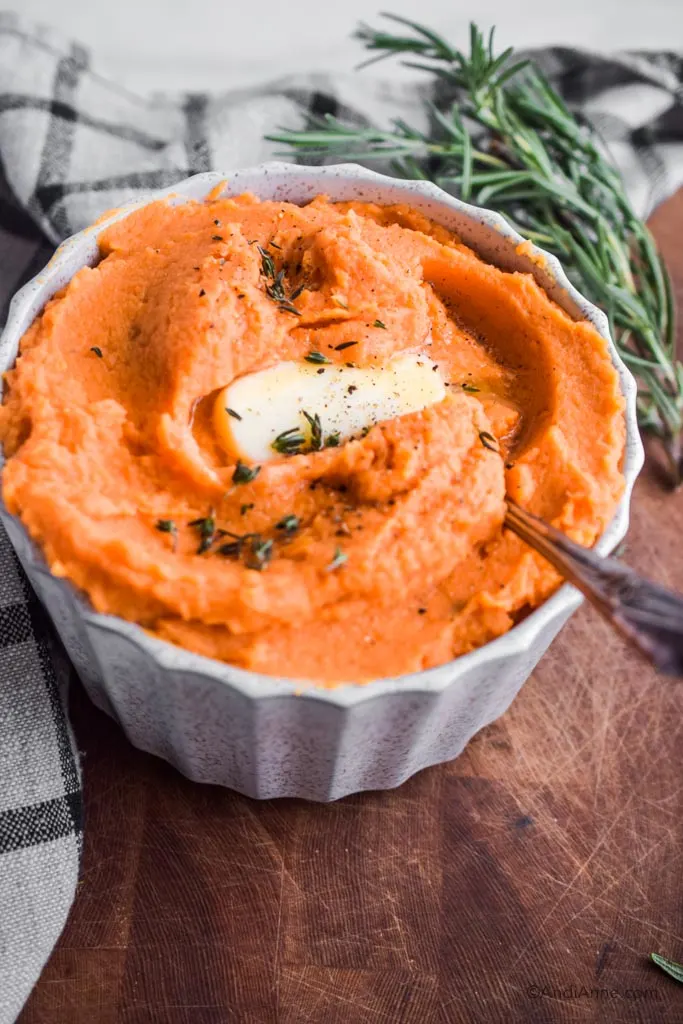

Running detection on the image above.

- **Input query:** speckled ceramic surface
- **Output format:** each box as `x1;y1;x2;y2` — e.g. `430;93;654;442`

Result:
0;163;644;800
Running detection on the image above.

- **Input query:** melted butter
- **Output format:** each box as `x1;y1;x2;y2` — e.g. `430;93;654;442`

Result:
213;353;446;462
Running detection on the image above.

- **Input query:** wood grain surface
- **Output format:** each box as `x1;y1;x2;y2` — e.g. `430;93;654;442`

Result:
18;192;683;1024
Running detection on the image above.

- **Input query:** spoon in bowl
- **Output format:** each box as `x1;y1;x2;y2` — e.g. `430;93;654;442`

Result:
505;500;683;676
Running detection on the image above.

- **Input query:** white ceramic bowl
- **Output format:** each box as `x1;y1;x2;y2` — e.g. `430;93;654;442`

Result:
0;163;644;800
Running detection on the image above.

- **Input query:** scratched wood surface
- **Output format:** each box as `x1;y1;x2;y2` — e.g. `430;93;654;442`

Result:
19;192;683;1024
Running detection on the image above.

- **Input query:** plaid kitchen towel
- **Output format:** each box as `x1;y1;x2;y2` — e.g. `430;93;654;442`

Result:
1;8;682;1020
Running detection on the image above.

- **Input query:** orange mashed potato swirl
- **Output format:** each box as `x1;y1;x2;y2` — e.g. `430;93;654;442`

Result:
0;193;625;683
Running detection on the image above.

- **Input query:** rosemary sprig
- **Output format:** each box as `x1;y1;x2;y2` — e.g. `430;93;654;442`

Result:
651;953;683;984
267;14;683;485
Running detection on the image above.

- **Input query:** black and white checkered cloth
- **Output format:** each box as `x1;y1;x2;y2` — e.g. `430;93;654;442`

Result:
0;9;682;1020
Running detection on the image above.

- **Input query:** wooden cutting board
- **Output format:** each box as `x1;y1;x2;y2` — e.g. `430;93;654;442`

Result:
19;192;683;1024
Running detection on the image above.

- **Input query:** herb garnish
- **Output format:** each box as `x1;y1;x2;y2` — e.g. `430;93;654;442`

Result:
252;243;302;315
334;341;358;351
245;536;273;571
305;351;332;364
233;461;261;484
226;407;242;420
327;546;348;571
479;430;499;452
212;235;223;241
155;519;178;551
275;514;300;533
219;531;273;571
373;320;387;329
272;426;306;455
651;953;683;984
269;14;683;486
273;417;340;455
303;410;323;451
90;346;103;358
188;513;217;554
462;383;480;393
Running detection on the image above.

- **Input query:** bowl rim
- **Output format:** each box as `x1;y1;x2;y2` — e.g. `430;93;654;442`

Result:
0;161;644;707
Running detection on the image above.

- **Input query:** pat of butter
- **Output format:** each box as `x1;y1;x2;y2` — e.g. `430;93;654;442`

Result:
214;353;446;462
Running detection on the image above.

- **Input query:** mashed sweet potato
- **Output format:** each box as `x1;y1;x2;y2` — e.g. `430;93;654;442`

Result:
0;192;625;682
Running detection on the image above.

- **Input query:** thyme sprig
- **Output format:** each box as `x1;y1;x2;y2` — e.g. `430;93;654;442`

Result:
303;410;324;451
254;242;302;315
188;513;219;554
272;426;306;455
267;14;683;485
218;531;273;571
272;414;340;456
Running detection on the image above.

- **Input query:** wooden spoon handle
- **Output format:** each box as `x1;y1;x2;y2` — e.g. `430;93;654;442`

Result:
505;500;683;676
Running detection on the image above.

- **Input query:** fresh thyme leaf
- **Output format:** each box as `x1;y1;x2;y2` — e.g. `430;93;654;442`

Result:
253;243;302;314
90;346;103;358
272;426;306;455
226;407;242;420
218;540;242;557
334;341;358;351
327;546;348;571
189;513;216;554
268;15;683;486
462;382;480;393
373;319;387;329
275;513;300;533
256;243;276;280
305;351;332;364
245;535;273;571
155;519;178;551
217;530;255;558
651;953;683;984
479;430;499;452
303;410;323;450
232;461;261;484
325;432;341;447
